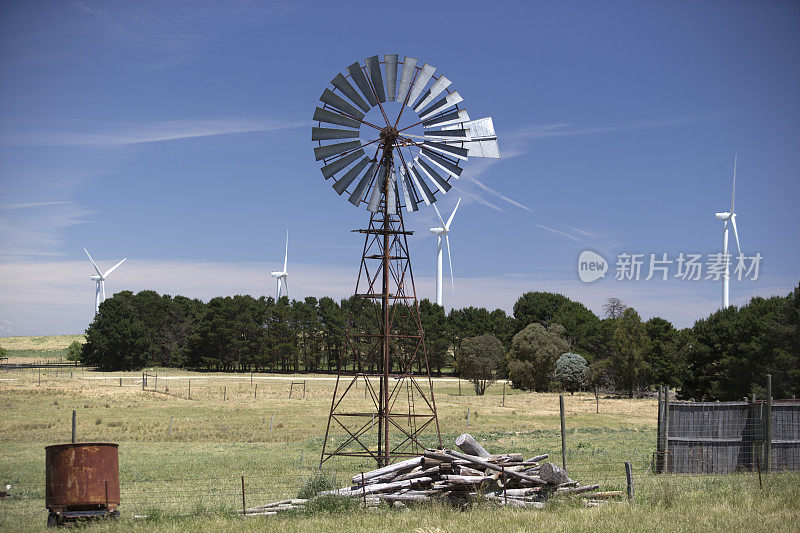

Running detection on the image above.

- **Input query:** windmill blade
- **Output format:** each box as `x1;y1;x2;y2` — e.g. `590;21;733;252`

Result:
320;89;365;121
396;56;418;104
446;197;461;229
103;258;126;278
346;61;379;108
423;141;468;161
83;248;102;276
445;234;454;292
446;117;500;158
408;163;436;205
386;166;397;215
321;149;364;179
349;160;379;205
276;277;282;299
331;73;371;113
424;128;471;141
384;54;398;102
313;107;362;129
413;76;451;112
399;165;418;212
312;127;359;141
283;277;289;299
731;153;738;213
421;148;463;179
333;156;370;194
314;140;361;161
365;55;386;103
731;215;741;255
423;109;471;129
406;63;436;108
417;157;452;193
418;91;463;120
367;163;386;213
283;231;288;273
432;203;446;227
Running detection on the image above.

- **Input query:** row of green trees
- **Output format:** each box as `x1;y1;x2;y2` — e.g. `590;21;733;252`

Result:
81;283;800;401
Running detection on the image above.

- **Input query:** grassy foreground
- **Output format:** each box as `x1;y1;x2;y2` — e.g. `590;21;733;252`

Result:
0;349;798;531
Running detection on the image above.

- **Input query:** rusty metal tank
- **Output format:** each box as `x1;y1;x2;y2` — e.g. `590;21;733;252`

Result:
45;443;120;512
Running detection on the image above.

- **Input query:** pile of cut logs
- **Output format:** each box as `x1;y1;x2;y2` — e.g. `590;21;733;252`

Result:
240;433;622;517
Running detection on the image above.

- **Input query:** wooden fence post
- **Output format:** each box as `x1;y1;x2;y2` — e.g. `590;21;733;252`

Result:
625;462;633;500
656;386;663;473
502;382;506;407
71;410;77;443
241;475;246;516
559;395;567;472
766;374;772;473
663;386;670;472
224;386;227;401
188;379;191;400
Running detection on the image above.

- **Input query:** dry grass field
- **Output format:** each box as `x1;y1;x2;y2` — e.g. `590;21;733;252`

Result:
0;337;798;532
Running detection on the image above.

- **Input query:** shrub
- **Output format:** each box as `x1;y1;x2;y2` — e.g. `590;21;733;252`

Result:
554;352;588;394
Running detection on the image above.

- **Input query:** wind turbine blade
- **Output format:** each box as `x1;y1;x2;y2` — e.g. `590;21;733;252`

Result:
283;278;289;299
399;166;418;212
417;157;452;193
283;231;288;273
84;248;102;276
432;203;446;227
731;216;741;255
312;127;359;141
367;163;386;213
731;153;737;213
445;234;454;293
409;163;436;205
446;197;461;229
413;76;452;112
349;160;379;206
104;258;126;277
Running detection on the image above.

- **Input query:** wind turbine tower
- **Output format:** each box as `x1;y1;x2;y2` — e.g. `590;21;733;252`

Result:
270;231;289;300
84;248;126;315
715;154;742;308
430;198;461;306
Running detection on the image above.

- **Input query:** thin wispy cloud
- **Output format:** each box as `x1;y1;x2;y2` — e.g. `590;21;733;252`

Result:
0;201;70;210
512;115;719;142
0;119;305;147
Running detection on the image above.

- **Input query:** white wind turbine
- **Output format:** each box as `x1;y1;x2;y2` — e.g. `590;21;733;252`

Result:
430;198;461;307
270;231;289;300
715;154;742;309
84;248;126;315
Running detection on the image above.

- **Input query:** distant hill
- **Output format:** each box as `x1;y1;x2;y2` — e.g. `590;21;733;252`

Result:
0;334;85;351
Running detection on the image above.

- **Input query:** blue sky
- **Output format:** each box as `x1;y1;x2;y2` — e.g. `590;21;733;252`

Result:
1;0;799;335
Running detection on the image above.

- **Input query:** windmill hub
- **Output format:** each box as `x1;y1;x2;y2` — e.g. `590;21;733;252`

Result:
379;126;399;146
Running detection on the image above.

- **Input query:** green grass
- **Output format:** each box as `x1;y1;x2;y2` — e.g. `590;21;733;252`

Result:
1;359;798;532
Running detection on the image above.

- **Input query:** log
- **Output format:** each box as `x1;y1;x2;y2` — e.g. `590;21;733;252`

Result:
523;454;548;464
377;493;433;502
455;433;492;457
488;453;524;463
439;449;547;486
556;484;600;495
353;456;423;483
440;474;492;485
539;462;572;485
579;490;624;500
458;466;484;476
392;465;440;483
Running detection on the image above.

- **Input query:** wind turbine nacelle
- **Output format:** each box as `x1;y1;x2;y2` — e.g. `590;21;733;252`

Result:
429;227;446;235
715;212;731;220
270;271;286;277
90;275;102;281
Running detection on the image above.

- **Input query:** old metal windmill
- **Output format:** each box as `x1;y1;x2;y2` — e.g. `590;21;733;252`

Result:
314;54;499;468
